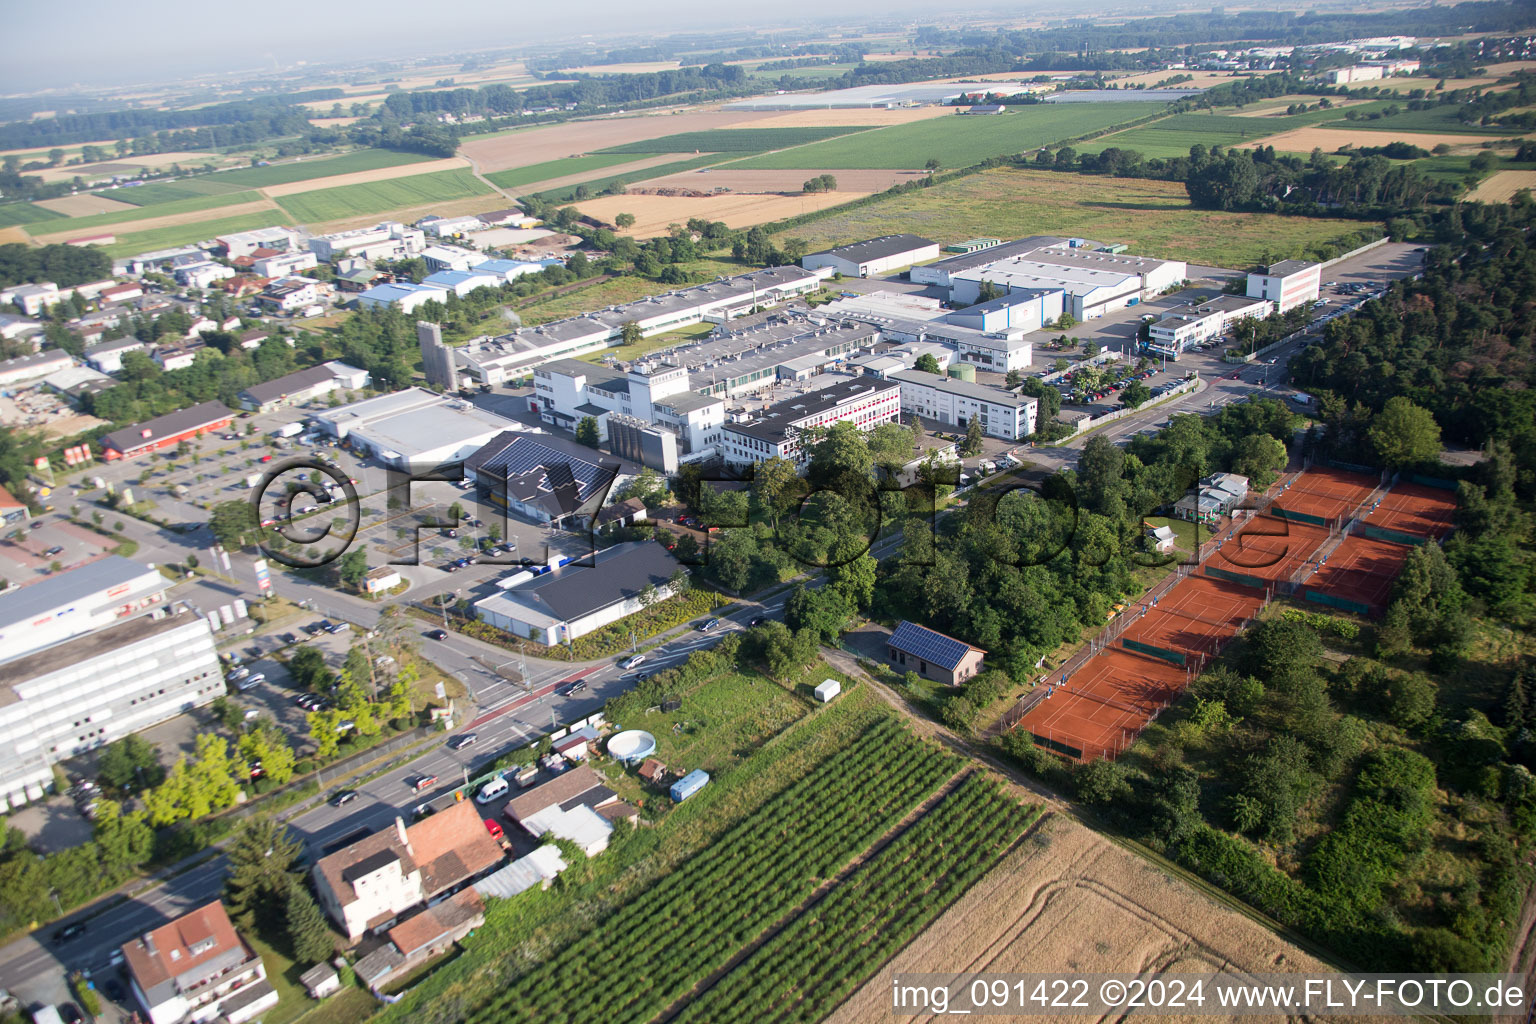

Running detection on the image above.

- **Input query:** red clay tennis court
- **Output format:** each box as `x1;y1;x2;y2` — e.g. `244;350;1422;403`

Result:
1283;466;1382;502
1212;514;1329;582
1303;533;1409;610
1364;483;1458;541
1270;486;1355;523
1018;690;1148;762
1159;574;1266;625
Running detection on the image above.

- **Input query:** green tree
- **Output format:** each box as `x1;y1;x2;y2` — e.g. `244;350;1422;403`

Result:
91;800;154;873
97;735;164;791
924;157;942;172
209;500;259;548
614;212;636;229
1367;396;1441;468
751;456;804;527
285;878;335;965
1119;380;1152;409
575;416;601;449
224;816;304;929
914;353;942;374
238;725;296;786
620;320;641;347
336;549;369;591
962;417;985;456
1005;369;1023;388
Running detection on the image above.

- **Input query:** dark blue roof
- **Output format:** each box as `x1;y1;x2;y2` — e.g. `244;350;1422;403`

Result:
887;621;980;671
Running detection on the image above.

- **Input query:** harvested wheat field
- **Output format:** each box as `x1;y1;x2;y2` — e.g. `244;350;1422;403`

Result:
1240;126;1516;153
260;156;472;197
30;198;281;244
1227;96;1373;117
562;60;683;75
0;227;31;245
307;195;505;235
1484;60;1536;76
1111;69;1273;89
727;107;953;129
307;116;364;128
576;190;870;236
636;167;924;193
828;809;1369;1024
1470;170;1536;203
459;110;779;173
33;194;137;216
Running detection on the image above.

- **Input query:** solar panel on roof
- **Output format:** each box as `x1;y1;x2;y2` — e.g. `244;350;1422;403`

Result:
485;438;608;503
888;621;972;671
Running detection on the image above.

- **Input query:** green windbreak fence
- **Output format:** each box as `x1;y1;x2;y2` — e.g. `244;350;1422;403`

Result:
1363;524;1427;546
1205;565;1266;589
1123;638;1187;666
1411;474;1458;490
1305;589;1370;615
1273;506;1328;527
1327;458;1377;475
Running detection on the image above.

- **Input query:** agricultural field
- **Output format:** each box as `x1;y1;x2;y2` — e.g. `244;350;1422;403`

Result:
830;809;1342;1022
274;168;492;223
460;717;966;1024
731;102;1150;169
1074;113;1278;159
457;110;780;174
599;126;871;154
33;194;139;216
1322;102;1531;135
1238;127;1515;155
1469;169;1536;202
0;203;67;227
673;773;1038;1024
737;108;952;129
525;154;723;203
102;177;249;205
211;148;436;188
98;210;292;258
770;167;1378;270
29;190;266;238
484;153;653;191
635;166;923;193
576;189;872;237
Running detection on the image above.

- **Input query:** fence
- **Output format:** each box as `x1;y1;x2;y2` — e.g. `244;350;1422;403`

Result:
1362;524;1427;546
1304;589;1371;615
1122;638;1186;666
1325;457;1380;476
1204;564;1266;589
1271;506;1329;527
1411;473;1460;490
1318;236;1390;270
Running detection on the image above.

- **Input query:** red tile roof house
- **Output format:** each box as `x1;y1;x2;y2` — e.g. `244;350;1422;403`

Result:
120;901;279;1024
311;800;504;942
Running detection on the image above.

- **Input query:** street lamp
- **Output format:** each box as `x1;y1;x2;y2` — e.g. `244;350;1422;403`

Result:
48;888;61;915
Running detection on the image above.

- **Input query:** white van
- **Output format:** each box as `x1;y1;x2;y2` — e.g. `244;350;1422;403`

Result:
475;776;509;804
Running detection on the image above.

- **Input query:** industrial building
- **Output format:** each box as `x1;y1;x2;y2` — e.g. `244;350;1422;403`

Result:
909;236;1068;288
0;598;221;811
315;388;517;470
944;288;1063;336
0;349;74;387
530;358;725;455
1246;259;1321;313
236;361;369;413
452;267;827;384
307;222;425;262
721;376;900;467
216;226;303;259
100;401;234;460
355;281;450;313
1146;294;1273;357
800;234;940;278
473;541;684;644
464;430;636;527
888;370;1039;441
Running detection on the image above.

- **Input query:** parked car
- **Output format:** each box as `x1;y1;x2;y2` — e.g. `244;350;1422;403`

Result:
42;545;63;557
330;790;358;807
259;455;273;463
229;666;250;681
475;777;509;804
484;819;504;839
449;733;478;750
103;980;125;1004
243;673;266;687
58;1004;82;1024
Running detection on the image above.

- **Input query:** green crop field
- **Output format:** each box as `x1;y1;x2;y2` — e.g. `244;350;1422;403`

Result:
600;126;870;154
459;717;963;1024
0;203;65;228
102;210;293;258
34;191;265;235
275;168;492;223
746;62;860;81
1323;103;1529;134
212;148;435;188
771;167;1379;270
525;154;725;203
484;153;647;190
1075;115;1276;159
106;178;250;206
732;102;1152;169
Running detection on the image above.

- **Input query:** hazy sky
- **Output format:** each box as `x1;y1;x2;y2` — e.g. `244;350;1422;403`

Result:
1;0;969;93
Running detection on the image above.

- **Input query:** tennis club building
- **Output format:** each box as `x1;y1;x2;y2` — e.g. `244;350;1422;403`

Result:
885;620;985;686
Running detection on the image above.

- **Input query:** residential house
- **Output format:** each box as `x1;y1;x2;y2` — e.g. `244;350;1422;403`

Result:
120;901;279;1024
310;800;503;941
98;283;143;305
0;484;27;524
259;278;322;313
85;337;146;374
152;344;203;371
885;620;985;686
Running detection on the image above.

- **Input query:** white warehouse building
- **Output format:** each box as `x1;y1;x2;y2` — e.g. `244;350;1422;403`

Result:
1146;294;1273;358
314;387;518;469
531;358;726;454
722;376;900;468
801;234;940;278
1246;259;1322;313
474;542;684;644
